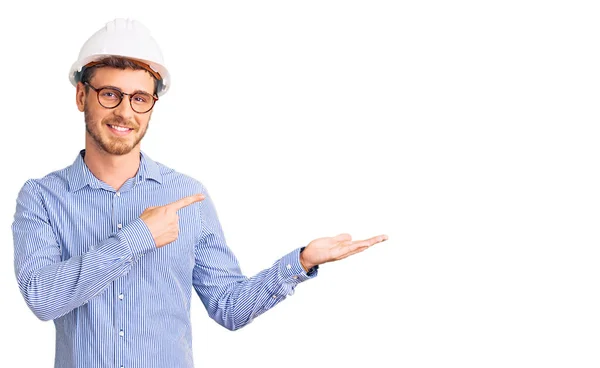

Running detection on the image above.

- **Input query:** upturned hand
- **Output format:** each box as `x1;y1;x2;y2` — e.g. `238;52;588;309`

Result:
299;233;388;271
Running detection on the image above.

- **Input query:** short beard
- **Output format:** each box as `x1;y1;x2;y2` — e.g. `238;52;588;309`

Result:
84;106;148;156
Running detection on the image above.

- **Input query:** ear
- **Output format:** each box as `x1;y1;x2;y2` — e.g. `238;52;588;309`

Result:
75;82;86;112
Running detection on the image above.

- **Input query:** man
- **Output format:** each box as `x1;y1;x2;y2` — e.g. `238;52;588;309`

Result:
12;18;388;368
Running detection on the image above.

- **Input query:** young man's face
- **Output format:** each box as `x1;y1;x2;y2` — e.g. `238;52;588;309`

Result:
76;67;156;156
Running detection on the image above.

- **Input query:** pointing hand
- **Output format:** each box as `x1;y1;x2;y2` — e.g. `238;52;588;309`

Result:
140;194;205;248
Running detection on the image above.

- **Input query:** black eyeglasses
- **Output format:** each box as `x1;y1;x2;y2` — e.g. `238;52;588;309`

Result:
84;82;158;114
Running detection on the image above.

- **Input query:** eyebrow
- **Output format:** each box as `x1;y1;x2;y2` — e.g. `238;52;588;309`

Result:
98;85;153;95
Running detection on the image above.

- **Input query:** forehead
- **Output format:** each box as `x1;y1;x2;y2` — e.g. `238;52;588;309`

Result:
90;67;155;93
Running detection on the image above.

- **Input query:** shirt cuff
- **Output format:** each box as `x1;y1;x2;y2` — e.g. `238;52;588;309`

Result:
279;247;319;284
118;218;156;257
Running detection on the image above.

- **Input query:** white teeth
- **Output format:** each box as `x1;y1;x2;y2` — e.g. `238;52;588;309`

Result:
110;125;130;132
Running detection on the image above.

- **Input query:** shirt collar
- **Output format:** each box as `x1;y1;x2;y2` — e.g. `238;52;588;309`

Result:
137;151;163;185
68;149;163;192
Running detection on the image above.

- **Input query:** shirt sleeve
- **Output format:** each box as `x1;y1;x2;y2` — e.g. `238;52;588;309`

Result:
12;179;156;321
192;187;318;331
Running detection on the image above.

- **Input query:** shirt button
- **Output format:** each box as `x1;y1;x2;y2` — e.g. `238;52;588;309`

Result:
286;264;291;270
118;294;124;300
272;295;277;299
119;330;124;337
292;276;298;279
116;192;121;197
117;223;122;229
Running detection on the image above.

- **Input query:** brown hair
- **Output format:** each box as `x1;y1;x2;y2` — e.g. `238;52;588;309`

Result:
80;56;161;95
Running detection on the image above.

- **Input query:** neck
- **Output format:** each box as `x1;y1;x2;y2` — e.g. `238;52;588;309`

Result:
84;137;141;192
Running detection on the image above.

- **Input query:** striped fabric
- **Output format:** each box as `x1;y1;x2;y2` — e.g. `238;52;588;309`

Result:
12;149;317;368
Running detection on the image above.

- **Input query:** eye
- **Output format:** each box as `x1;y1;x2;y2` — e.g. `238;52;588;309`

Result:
133;94;151;104
100;89;121;99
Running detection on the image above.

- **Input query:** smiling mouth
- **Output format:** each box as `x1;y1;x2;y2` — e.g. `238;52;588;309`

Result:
107;124;134;135
108;124;133;131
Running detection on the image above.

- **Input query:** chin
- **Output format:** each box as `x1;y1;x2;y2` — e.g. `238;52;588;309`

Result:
98;137;137;156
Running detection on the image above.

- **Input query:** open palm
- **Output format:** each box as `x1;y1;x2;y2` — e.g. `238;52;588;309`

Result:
300;233;388;271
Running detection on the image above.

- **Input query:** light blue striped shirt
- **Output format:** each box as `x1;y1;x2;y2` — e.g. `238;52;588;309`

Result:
12;150;317;368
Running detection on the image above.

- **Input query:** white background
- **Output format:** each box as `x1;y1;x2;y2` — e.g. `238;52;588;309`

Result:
1;1;599;367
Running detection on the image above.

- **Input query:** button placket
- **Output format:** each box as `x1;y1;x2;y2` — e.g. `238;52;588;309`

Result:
114;281;126;361
113;191;122;232
112;190;126;368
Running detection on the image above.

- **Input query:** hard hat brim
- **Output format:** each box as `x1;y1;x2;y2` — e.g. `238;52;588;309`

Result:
69;54;170;97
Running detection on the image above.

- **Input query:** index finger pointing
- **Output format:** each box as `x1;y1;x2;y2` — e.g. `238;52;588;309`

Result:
168;194;205;211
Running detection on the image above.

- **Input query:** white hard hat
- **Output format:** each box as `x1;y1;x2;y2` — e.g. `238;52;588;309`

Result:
69;18;170;96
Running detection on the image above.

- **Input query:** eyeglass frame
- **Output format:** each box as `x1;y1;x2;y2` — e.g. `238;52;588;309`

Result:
83;82;158;114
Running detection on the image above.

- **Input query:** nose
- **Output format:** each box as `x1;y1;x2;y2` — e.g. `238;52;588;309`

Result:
113;95;136;120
